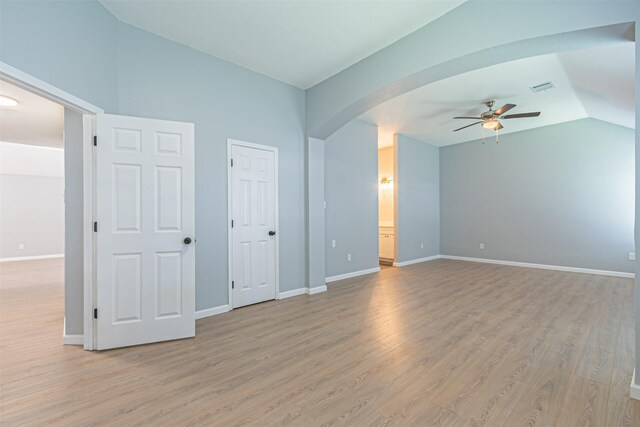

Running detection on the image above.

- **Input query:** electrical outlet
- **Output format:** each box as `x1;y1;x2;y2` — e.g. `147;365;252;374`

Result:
420;243;424;249
347;253;352;262
629;252;636;261
479;243;485;250
332;240;336;248
18;243;24;250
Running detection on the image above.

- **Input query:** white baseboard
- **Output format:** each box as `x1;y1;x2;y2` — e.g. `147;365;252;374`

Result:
440;255;634;278
62;317;83;345
325;267;380;283
631;370;640;400
393;255;441;267
1;254;64;263
63;334;84;345
280;285;328;299
307;285;327;295
279;288;307;299
195;304;230;320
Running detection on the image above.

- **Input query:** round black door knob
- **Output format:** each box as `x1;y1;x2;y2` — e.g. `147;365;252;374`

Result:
268;231;276;236
184;237;192;245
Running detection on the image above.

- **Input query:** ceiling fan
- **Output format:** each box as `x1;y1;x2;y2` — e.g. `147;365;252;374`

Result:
452;100;540;132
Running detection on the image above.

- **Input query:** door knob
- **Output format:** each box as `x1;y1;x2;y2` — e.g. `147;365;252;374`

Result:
184;237;192;245
268;231;276;236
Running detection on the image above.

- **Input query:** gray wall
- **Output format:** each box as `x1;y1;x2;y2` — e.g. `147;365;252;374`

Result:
0;1;119;112
395;134;440;262
440;118;635;273
0;175;64;258
324;120;378;277
64;108;84;335
1;1;306;333
307;138;326;288
116;24;306;308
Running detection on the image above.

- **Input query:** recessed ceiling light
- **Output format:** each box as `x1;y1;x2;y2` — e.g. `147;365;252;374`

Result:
0;95;18;107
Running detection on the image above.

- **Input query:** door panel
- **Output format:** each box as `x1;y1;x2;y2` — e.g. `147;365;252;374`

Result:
96;113;195;350
231;143;277;308
112;164;141;232
156;166;182;231
112;253;142;323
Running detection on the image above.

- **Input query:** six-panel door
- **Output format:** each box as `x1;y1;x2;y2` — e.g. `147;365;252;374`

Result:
96;114;195;350
230;144;277;308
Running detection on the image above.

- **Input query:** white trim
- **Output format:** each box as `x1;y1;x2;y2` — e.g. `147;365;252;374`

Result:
393;255;441;267
0;62;103;114
83;115;96;350
307;285;327;295
62;318;83;345
227;139;280;310
279;288;307;299
195;305;230;320
325;267;381;283
440;255;635;278
631;370;640;400
63;334;84;345
0;254;64;263
277;286;329;299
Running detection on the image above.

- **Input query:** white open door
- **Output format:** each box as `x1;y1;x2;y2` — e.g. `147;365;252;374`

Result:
95;113;195;350
230;142;278;308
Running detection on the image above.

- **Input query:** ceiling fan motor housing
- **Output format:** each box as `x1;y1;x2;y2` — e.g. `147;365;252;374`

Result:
482;100;496;119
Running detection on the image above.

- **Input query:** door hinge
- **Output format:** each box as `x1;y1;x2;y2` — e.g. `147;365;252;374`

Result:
231;220;234;228
93;135;97;146
93;221;98;232
93;308;98;319
232;281;235;289
230;158;234;167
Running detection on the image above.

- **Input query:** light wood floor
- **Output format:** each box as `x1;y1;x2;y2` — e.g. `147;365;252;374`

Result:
1;258;639;426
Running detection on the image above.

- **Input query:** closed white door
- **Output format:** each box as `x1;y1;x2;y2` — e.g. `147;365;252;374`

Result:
95;113;195;350
230;142;278;308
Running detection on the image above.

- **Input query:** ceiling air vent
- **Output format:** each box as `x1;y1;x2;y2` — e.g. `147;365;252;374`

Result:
529;81;555;93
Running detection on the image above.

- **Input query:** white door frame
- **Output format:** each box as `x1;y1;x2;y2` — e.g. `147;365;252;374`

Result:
0;62;103;350
227;139;280;309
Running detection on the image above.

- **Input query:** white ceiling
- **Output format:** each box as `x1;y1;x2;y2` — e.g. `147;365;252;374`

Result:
364;43;635;148
0;80;64;149
100;0;466;89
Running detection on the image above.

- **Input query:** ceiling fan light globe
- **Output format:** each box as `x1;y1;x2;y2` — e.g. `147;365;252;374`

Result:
482;119;500;130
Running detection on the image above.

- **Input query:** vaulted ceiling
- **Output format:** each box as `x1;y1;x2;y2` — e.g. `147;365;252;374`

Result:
100;0;466;89
362;43;635;147
86;2;636;148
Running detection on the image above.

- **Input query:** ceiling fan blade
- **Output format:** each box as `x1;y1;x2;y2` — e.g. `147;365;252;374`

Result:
494;103;516;116
502;112;541;119
453;121;483;132
453;116;482;120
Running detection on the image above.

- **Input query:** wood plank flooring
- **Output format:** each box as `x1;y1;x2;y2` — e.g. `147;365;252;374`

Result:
1;258;639;426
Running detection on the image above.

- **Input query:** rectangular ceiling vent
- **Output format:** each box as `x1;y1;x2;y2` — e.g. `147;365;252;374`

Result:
529;81;555;93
